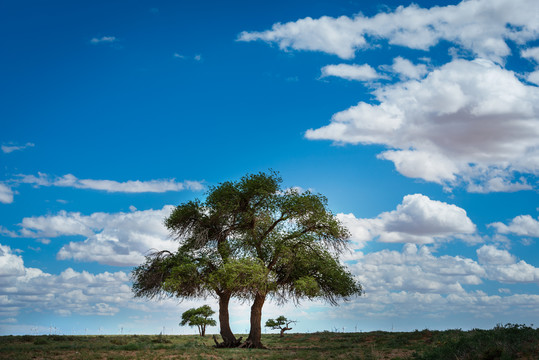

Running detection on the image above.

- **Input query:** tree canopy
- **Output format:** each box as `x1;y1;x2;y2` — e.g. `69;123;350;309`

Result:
265;316;296;337
180;305;217;337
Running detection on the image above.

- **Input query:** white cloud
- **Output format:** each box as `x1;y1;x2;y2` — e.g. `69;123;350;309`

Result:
1;142;34;154
527;70;539;85
0;244;26;278
334;242;539;324
0;183;14;204
90;36;117;44
489;215;539;237
0;243;133;318
339;194;476;247
477;245;539;283
485;261;539;283
17;173;204;193
350;244;485;295
307;59;539;192
522;47;539;63
378;150;458;184
320;63;382;81
239;0;539;193
390;57;428;80
337;289;539;326
239;15;366;59
19;211;96;238
17;206;177;266
476;245;516;265
238;0;539;63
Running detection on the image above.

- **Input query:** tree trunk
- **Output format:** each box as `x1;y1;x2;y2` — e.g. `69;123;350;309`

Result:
214;291;241;347
241;292;267;349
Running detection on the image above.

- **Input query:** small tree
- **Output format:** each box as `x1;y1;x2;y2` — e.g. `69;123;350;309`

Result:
265;316;296;337
180;305;217;337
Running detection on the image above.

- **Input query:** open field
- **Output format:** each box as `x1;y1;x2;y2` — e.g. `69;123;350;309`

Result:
0;324;537;360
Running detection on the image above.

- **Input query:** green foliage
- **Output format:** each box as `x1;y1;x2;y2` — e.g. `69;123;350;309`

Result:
131;250;210;300
265;316;297;338
180;305;217;336
208;258;271;297
265;316;294;329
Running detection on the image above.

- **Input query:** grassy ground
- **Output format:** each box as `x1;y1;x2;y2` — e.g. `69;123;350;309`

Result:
0;324;537;359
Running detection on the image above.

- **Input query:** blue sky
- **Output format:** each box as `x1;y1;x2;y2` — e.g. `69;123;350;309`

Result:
1;0;539;335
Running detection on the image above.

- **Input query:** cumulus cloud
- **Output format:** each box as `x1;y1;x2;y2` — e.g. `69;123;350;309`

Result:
489;214;539;237
238;0;539;63
240;0;539;193
522;47;539;63
307;59;539;191
390;57;428;80
337;288;539;325
0;243;133;319
350;244;485;294
527;70;539;85
17;173;204;193
15;206;178;266
1;142;34;154
338;194;476;247
0;183;14;204
336;242;539;323
320;64;382;81
477;245;539;283
476;245;516;265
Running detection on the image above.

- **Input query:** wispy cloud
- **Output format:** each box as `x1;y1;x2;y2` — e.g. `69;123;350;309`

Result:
320;64;383;81
0;183;14;204
90;36;117;45
173;53;203;62
1;142;34;154
17;173;204;193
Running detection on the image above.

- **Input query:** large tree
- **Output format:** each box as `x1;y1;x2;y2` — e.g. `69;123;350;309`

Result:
132;171;361;349
132;172;281;347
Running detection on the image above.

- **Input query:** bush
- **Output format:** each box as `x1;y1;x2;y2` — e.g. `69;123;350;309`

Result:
33;337;49;345
414;324;539;360
151;333;172;344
